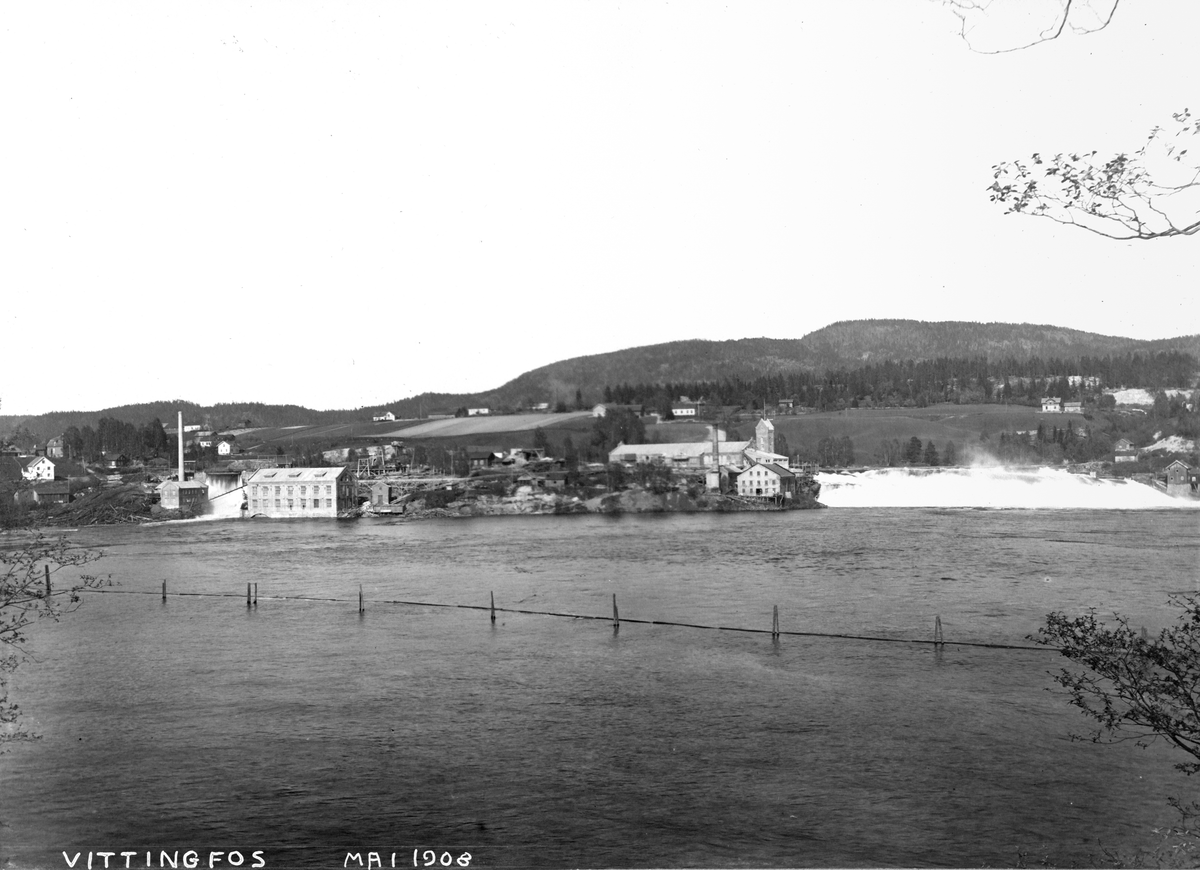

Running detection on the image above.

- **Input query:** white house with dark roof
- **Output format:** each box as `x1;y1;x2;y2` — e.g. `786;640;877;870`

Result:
19;455;55;481
1114;438;1138;462
736;461;798;499
245;466;357;518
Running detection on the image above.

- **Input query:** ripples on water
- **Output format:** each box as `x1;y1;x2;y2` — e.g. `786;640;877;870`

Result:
3;505;1199;868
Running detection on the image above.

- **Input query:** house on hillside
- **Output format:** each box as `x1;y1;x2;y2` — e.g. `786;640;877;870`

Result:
1041;397;1063;413
46;436;65;459
466;448;503;470
102;453;130;471
467;408;490;416
373;411;396;422
1113;438;1138;463
19;455;55;481
671;398;698;417
217;439;239;456
245;466;357;518
1063;401;1083;414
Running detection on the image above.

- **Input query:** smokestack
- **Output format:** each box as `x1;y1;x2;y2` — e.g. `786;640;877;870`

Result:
178;411;185;482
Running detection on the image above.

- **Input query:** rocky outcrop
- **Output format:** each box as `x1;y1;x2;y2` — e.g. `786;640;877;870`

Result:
387;484;823;518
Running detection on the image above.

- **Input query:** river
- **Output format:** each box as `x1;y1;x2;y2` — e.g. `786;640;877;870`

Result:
2;469;1199;868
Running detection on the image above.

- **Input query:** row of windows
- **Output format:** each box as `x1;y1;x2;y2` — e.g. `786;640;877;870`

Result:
251;499;334;510
251;484;334;497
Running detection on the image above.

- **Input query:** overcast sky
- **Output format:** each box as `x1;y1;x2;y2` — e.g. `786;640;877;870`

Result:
3;1;1198;416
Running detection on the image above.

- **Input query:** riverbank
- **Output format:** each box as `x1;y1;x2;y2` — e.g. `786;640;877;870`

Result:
374;485;824;519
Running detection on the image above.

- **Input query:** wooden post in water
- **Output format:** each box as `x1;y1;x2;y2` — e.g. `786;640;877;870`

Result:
612;593;619;632
162;580;166;601
772;605;780;639
247;582;252;608
490;591;496;624
934;614;944;647
359;584;364;614
45;565;51;597
253;582;258;607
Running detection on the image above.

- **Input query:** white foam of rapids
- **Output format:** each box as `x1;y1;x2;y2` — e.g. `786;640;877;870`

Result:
815;466;1198;509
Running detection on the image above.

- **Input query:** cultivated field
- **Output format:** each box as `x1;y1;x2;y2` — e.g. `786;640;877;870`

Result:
376;411;594;438
239;412;597;450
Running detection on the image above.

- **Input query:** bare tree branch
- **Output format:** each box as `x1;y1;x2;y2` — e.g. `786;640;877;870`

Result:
1;532;106;747
939;0;1120;54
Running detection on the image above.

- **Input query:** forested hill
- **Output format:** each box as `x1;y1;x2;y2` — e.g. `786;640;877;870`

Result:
5;321;1198;440
480;320;1200;408
0;401;354;444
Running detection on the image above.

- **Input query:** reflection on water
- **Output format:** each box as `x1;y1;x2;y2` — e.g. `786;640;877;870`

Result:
2;508;1198;868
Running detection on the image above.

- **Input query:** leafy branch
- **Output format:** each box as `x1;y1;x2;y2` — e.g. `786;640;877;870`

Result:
1032;593;1200;776
990;109;1200;240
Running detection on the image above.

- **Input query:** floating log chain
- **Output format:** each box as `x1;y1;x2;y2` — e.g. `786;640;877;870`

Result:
91;588;1052;651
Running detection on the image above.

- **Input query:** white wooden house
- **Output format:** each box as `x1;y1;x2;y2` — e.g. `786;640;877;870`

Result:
736;461;797;499
19;455;55;481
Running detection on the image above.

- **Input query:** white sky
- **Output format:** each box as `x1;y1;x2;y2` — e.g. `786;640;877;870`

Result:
3;1;1198;416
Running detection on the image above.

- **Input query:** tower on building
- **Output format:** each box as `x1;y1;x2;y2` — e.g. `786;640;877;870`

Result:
755;416;775;454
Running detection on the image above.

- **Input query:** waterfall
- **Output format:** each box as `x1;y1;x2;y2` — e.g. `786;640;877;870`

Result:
815;466;1195;509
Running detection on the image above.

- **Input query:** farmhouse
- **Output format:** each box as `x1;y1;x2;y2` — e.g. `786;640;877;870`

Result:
245;466;357;518
1113;438;1138;463
19;455;55;481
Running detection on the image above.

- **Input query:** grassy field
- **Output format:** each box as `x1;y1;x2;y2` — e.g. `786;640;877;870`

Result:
238;412;597;452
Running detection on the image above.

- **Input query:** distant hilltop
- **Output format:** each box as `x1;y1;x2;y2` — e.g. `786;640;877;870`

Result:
3;320;1197;438
484;320;1200;411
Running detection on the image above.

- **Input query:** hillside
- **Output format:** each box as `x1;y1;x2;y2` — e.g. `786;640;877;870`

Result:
474;320;1200;409
5;320;1197;441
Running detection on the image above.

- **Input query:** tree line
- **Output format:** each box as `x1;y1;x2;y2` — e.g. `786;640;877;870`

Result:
602;351;1197;414
60;417;172;463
